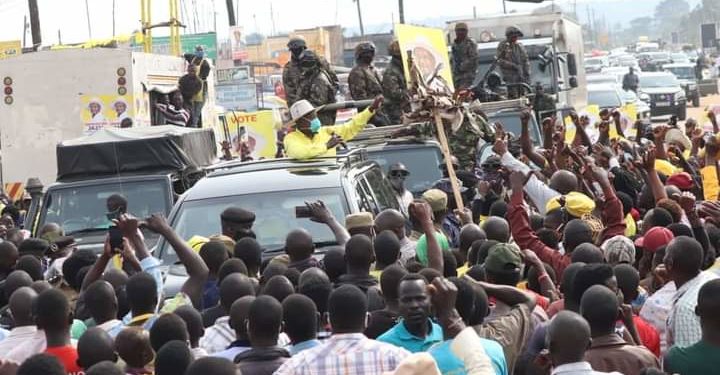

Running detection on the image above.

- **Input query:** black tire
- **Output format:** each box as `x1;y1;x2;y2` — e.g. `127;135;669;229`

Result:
678;104;687;121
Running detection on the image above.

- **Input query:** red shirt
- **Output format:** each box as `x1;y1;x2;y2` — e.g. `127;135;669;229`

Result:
45;345;83;375
633;315;661;357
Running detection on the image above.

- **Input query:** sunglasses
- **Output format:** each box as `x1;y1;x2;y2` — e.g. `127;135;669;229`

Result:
389;170;409;178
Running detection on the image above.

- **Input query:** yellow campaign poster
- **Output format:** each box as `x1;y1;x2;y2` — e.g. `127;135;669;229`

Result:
564;104;638;143
222;110;277;159
395;24;454;92
80;95;134;134
0;41;21;60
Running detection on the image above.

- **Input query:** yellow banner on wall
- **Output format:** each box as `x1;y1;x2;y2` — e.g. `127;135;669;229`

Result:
221;110;278;159
395;24;454;92
80;95;134;134
0;40;21;60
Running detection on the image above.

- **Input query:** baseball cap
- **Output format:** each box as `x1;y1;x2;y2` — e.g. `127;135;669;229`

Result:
484;243;522;273
667;172;693;191
601;235;636;265
634;227;674;253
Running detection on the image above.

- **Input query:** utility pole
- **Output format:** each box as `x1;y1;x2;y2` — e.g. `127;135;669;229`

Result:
503;0;507;14
355;0;365;36
473;6;477;19
225;0;236;26
84;0;92;39
112;0;116;36
22;15;27;48
398;0;404;24
270;2;276;37
28;0;41;49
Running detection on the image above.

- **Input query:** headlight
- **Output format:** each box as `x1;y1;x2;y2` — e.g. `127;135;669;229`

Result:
639;93;650;101
675;90;686;99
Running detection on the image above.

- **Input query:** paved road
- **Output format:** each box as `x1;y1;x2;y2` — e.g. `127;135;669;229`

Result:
687;93;720;122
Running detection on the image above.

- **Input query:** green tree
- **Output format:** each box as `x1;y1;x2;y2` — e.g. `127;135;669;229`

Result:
654;0;690;41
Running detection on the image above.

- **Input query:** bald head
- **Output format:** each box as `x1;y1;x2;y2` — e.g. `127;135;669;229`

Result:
550;170;578;195
665;236;703;280
84;280;118;325
229;295;255;339
563;219;593;253
375;209;406;239
77;327;117;369
285;229;314;261
481;217;510;243
345;234;375;269
9;286;37;326
548;311;591;364
220;273;255;311
459;224;485;254
101;268;129;289
580;285;619;336
4;270;32;300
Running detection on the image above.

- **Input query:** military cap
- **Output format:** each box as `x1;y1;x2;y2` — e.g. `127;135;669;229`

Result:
287;37;306;49
220;207;255;225
354;42;376;58
484;243;522;273
505;26;524;38
345;212;374;230
422;189;448;213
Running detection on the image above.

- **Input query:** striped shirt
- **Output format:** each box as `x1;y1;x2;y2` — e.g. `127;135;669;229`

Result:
273;333;410;375
199;316;234;354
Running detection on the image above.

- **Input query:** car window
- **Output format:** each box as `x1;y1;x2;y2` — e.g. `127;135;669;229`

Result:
588;89;622;108
363;167;399;212
367;147;443;195
43;180;170;235
161;187;348;264
639;74;679;88
664;67;694;80
354;178;376;213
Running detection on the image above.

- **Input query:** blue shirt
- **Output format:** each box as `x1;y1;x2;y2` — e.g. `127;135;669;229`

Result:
377;319;443;353
429;337;509;375
288;339;322;355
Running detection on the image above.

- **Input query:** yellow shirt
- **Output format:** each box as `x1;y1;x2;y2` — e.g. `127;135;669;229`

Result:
284;109;373;160
701;165;719;201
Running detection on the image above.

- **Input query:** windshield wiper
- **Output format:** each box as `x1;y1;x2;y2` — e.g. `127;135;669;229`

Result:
66;227;109;236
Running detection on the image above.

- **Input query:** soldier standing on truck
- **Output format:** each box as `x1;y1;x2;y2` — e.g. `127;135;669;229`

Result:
496;26;530;99
451;23;479;90
382;41;410;125
283;37;338;107
348;42;390;126
297;50;338;126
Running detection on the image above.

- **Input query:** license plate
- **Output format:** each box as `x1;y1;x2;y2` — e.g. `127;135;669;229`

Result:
655;101;670;107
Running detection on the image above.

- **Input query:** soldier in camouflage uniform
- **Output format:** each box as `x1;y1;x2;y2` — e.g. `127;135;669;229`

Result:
496;26;530;99
451;23;479;90
533;82;556;120
282;37;338;106
382;40;410;125
348;42;390;126
392;113;486;172
297;50;338;125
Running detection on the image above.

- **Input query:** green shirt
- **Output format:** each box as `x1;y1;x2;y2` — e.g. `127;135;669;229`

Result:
666;340;720;375
415;231;451;266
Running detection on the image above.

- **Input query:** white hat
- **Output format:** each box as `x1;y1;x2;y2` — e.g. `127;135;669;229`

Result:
665;128;691;151
288;100;317;126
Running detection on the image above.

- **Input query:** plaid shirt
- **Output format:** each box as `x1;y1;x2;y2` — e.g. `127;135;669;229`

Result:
274;333;410;375
667;271;719;348
199;316;234;354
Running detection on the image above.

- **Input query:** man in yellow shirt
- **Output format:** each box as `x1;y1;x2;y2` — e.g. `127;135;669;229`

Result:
283;96;383;159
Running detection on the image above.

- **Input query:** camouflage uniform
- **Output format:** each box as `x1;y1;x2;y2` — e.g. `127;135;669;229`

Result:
348;64;383;100
415;116;485;172
282;59;303;106
534;92;556;119
298;67;338;125
451;38;479;89
496;26;530;99
382;57;409;125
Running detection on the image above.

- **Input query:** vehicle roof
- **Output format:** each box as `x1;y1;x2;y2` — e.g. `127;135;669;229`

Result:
663;63;694;68
185;157;370;200
587;74;617;81
478;37;553;49
639;72;675;77
47;173;171;189
587;83;619;92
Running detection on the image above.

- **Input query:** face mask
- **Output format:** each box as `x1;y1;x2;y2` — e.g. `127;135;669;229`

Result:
196;51;205;59
310;118;322;133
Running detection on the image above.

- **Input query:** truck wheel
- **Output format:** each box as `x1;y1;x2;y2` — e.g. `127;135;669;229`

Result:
692;95;700;107
678;105;687;121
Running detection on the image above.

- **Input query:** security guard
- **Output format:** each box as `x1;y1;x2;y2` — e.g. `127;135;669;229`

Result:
382;40;410;125
282;37;338;106
297;50;338;126
348;42;389;126
496;26;530;99
451;22;479;90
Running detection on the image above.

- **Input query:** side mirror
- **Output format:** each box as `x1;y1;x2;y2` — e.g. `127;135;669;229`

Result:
567;53;578;76
569;76;578;88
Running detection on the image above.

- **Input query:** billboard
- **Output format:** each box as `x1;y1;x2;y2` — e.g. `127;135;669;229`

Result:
220;110;278;159
216;83;259;111
0;41;21;60
132;32;217;60
395;24;454;92
230;26;249;61
701;23;717;50
80;95;134;134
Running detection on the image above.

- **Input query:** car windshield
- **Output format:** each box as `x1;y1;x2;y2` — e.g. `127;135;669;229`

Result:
162;188;348;263
366;147;443;196
640;74;679;88
649;52;670;61
664;67;694;80
42;180;170;242
587;75;617;84
586;58;603;65
588;89;622;108
489;112;543;145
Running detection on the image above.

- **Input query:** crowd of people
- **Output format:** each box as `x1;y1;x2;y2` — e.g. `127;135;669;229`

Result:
2;45;720;375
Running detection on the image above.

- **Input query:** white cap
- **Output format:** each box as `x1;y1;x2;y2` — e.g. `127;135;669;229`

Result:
288;99;317;126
